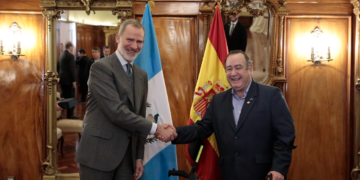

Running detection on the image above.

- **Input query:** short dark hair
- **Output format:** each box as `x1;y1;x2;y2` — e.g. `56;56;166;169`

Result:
78;49;85;54
92;46;100;52
225;50;253;69
103;46;110;51
65;41;73;49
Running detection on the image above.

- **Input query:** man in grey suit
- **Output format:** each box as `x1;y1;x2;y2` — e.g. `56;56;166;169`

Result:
75;19;177;180
162;50;295;180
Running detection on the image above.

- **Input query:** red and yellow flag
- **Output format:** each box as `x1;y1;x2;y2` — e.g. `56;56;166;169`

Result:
186;4;229;180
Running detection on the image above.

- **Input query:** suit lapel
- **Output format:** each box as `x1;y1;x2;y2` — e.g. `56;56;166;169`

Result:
109;54;135;108
235;81;258;133
223;90;237;132
225;23;230;36
133;65;143;113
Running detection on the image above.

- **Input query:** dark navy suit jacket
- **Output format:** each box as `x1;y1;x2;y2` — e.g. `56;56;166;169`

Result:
173;81;295;180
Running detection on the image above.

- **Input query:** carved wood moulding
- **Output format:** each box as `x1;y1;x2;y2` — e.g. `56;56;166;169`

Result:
40;0;133;12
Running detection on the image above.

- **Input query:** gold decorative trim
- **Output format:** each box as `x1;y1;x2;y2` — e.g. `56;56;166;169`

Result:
40;0;130;9
39;0;56;8
42;9;63;21
112;9;132;21
245;5;268;18
57;173;80;180
81;0;93;15
44;71;59;95
199;1;213;45
273;3;289;77
42;8;59;178
351;0;360;20
278;0;287;7
42;151;56;175
116;0;132;7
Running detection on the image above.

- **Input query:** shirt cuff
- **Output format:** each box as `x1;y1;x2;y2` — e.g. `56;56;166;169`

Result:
136;159;143;162
150;123;157;135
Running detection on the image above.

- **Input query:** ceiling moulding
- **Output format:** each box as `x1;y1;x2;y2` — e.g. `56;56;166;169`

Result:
40;0;133;11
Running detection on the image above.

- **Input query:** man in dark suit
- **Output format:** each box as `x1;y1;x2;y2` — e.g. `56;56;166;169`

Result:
58;41;78;119
166;50;295;180
100;45;111;59
76;49;90;102
224;12;247;52
75;19;177;180
84;46;101;84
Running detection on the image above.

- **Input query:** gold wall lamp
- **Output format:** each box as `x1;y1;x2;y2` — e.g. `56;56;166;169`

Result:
307;26;333;65
0;22;25;60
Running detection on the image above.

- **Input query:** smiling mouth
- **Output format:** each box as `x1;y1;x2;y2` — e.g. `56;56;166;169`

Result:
126;48;138;55
231;77;241;81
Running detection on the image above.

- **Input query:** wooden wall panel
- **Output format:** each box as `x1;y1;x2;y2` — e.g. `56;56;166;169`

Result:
76;24;93;59
108;34;117;54
0;13;46;179
285;16;351;180
0;0;42;11
92;26;105;55
286;3;353;15
136;16;197;178
76;24;106;59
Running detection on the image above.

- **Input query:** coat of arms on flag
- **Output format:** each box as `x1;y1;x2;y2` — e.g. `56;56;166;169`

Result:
193;81;228;118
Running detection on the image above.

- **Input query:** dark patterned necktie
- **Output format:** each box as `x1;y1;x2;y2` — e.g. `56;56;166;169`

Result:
126;63;134;91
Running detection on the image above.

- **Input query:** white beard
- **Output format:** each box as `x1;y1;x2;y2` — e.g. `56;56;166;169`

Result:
119;47;140;62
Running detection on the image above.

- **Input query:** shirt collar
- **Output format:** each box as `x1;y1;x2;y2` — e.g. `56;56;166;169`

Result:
231;80;252;99
115;50;133;66
231;20;238;25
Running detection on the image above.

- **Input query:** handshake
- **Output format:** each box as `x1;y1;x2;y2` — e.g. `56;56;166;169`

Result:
154;124;177;143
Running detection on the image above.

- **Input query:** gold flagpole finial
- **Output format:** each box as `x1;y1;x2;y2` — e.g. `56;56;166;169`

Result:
148;1;155;12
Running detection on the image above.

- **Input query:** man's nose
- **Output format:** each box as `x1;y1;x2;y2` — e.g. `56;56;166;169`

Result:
130;41;137;49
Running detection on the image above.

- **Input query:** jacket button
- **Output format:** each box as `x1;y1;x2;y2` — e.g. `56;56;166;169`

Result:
234;136;238;139
235;153;238;156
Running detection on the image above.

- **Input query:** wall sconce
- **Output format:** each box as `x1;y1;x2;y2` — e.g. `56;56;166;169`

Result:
0;22;25;60
307;27;333;65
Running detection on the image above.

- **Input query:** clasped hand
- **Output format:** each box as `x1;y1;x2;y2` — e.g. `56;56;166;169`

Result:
154;124;177;142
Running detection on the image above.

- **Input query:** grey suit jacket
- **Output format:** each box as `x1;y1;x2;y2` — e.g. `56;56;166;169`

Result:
75;53;153;172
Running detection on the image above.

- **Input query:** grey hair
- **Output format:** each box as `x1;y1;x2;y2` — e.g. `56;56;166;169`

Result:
225;50;253;69
118;19;145;36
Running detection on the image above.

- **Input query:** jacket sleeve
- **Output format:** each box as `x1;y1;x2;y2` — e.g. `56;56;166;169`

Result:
88;61;153;138
270;88;296;177
137;73;148;159
239;25;247;52
172;96;215;144
69;54;76;83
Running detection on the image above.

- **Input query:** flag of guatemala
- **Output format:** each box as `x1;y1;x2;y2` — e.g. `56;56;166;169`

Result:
134;3;178;180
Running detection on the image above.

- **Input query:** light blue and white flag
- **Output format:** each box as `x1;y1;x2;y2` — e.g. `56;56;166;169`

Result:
134;3;178;180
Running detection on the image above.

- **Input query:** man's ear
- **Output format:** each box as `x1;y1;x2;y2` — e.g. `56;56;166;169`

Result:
115;34;120;43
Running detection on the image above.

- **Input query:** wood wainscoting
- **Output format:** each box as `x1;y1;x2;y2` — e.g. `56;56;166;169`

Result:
76;24;106;59
285;16;351;180
0;13;46;179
